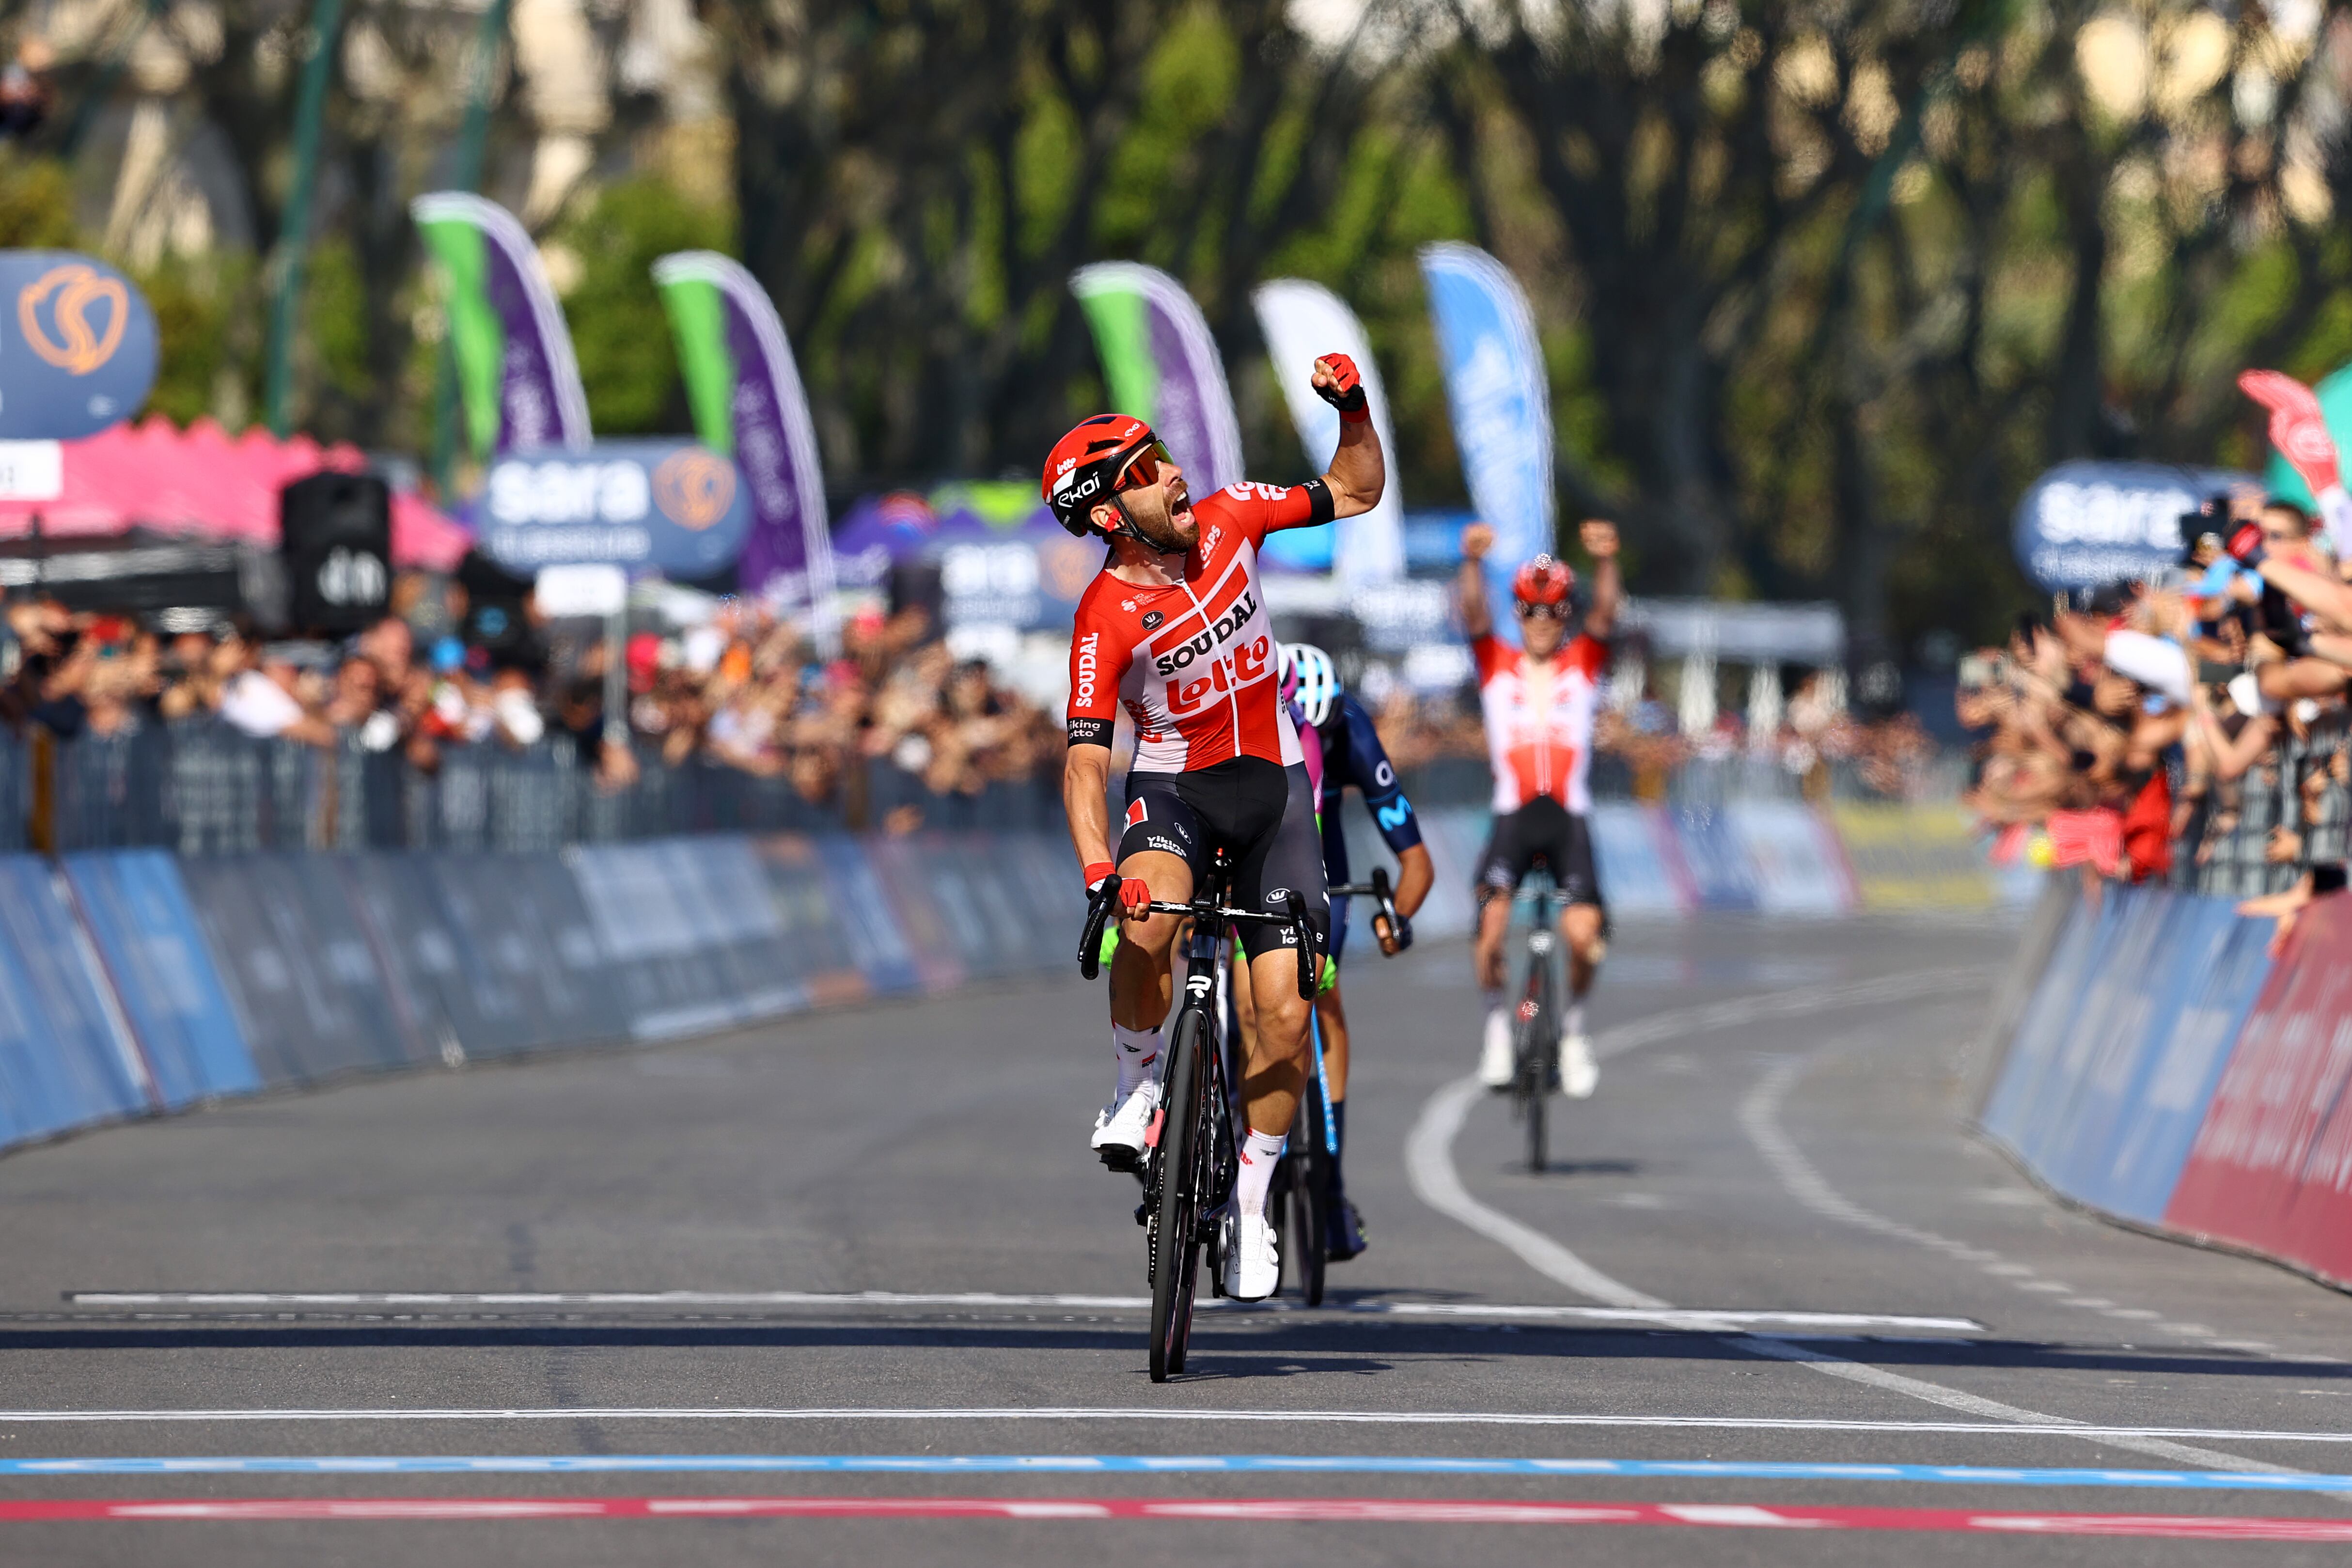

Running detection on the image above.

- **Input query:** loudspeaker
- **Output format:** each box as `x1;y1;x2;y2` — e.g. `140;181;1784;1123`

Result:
281;470;392;634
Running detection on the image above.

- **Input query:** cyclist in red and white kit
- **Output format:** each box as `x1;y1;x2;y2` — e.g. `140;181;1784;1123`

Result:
1051;354;1385;1301
1457;519;1621;1097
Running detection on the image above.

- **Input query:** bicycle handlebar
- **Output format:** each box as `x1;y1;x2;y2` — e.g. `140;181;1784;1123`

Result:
1076;881;1319;998
1329;864;1405;956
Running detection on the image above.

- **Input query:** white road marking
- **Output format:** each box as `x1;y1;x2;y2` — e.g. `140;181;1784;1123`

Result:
1405;974;2309;1480
1734;1035;2310;1479
56;1291;1977;1333
2;1406;2352;1443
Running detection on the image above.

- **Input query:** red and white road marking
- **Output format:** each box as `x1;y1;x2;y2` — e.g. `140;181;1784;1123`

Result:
2;1496;2351;1538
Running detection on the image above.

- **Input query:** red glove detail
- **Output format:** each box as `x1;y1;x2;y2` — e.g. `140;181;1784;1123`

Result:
1120;877;1153;918
2227;521;2269;567
1314;353;1369;423
2241;369;2342;496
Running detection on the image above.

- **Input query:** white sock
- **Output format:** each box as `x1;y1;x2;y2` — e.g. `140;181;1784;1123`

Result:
1565;1002;1587;1038
1113;1025;1161;1102
1234;1127;1287;1220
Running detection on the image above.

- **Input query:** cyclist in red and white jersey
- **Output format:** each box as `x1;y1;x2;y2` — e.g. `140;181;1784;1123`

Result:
1051;354;1385;1301
1458;518;1621;1097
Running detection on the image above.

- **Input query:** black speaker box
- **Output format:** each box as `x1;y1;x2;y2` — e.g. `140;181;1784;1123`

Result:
281;471;392;634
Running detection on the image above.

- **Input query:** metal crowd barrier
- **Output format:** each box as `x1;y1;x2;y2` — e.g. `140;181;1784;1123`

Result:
37;720;1061;855
2175;724;2352;898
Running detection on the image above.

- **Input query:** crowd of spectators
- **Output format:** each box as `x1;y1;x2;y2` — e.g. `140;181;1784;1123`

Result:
0;570;1062;822
1958;485;2352;943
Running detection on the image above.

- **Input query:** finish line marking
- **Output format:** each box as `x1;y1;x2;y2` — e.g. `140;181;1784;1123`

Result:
5;1495;2352;1537
58;1292;1983;1333
7;1454;2352;1494
4;1408;2352;1445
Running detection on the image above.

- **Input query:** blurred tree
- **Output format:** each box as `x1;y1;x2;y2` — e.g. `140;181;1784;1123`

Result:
554;175;734;433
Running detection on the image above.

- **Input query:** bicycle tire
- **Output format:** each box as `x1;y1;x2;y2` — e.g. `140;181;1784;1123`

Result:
1519;942;1551;1174
1149;1006;1207;1383
1295;1082;1329;1306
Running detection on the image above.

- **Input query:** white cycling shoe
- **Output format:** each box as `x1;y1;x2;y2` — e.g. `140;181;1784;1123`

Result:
1223;1209;1280;1301
1561;1033;1598;1099
1478;1007;1515;1089
1090;1080;1158;1172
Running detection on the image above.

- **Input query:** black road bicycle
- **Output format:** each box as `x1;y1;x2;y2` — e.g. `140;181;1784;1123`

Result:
1508;873;1564;1174
1080;848;1317;1382
1271;868;1403;1305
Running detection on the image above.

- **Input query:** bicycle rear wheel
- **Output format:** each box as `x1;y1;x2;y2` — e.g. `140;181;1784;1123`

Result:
1520;956;1553;1174
1149;1007;1208;1382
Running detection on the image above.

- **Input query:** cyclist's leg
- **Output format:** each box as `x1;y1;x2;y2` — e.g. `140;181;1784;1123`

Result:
1094;776;1205;1163
1552;808;1607;1099
1474;812;1529;1086
1109;775;1205;1035
1233;762;1330;1141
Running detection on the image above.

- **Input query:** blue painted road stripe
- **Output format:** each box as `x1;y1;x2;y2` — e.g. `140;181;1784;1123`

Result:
4;1455;2350;1492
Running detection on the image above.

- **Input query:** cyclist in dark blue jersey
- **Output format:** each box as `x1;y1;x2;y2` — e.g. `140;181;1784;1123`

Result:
1293;651;1433;1258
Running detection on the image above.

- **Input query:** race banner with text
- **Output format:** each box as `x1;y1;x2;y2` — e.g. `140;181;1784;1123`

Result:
653;251;838;627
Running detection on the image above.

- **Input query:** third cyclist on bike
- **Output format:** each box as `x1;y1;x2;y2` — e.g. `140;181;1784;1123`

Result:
1052;355;1386;1301
1457;518;1620;1097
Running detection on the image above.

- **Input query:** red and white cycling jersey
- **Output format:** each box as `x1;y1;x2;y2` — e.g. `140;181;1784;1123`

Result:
1066;482;1325;771
1473;631;1608;814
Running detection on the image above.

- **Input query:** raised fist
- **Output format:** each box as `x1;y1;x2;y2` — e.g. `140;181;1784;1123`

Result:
1578;518;1619;560
1311;353;1368;418
1460;521;1497;562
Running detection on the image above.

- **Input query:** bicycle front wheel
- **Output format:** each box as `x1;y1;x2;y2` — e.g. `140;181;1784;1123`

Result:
1149;1007;1208;1382
1292;1084;1329;1306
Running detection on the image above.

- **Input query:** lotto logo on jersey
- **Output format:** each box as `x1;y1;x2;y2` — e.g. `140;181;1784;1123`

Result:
1151;587;1261;677
1166;633;1273;716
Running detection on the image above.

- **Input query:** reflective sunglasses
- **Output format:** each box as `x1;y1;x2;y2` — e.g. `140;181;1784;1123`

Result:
1113;440;1174;494
1515;600;1570;621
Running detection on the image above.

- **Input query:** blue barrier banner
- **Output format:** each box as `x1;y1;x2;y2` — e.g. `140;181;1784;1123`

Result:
1725;802;1855;916
1980;881;2122;1145
0;856;145;1146
754;836;870;1005
569;839;761;1039
175;855;418;1085
336;854;491;1061
1668;808;1761;911
61;851;258;1107
854;838;968;993
422;853;627;1054
2086;901;2274;1222
992;833;1091;969
1588;804;1688;918
619;836;809;1020
812;837;921;995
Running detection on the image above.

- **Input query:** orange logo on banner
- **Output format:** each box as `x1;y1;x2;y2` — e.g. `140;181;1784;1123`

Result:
17;264;128;375
652;449;737;532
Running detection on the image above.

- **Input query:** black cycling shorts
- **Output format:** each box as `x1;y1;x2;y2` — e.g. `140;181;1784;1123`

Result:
1118;756;1331;964
1475;796;1605;911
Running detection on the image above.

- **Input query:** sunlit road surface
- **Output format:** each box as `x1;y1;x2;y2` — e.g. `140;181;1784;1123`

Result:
5;911;2352;1566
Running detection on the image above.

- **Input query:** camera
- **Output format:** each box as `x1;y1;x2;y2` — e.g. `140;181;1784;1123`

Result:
2178;492;2230;560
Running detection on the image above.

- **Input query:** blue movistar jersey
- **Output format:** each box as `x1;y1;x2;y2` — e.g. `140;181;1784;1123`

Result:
1316;690;1421;889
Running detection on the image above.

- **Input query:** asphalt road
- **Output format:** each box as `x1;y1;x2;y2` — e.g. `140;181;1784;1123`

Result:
5;908;2352;1564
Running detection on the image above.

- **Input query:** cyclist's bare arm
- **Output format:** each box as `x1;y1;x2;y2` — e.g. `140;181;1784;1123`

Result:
1457;522;1496;639
1065;743;1115;872
1311;357;1385;519
1580;519;1622;640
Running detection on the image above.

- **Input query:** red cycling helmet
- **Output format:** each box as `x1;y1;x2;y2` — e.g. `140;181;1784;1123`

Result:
1043;414;1162;539
1512;552;1575;606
